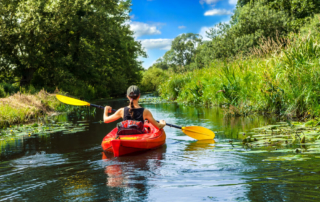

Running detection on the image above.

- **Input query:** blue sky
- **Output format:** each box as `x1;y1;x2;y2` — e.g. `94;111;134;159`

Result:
129;0;238;68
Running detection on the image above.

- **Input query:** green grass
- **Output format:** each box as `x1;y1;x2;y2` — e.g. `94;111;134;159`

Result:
158;16;320;118
0;91;67;126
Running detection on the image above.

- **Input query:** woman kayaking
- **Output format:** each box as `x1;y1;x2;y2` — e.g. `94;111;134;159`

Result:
103;85;166;133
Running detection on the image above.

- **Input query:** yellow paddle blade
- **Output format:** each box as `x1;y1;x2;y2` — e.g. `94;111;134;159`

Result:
56;94;90;106
181;126;215;140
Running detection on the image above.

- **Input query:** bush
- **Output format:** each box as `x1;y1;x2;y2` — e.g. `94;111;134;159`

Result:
0;82;18;97
158;15;320;117
140;67;168;92
0;86;6;98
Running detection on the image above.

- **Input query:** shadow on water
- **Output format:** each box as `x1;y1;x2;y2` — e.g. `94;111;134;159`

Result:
1;97;320;201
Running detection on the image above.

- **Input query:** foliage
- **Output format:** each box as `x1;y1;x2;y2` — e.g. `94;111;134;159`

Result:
0;90;64;126
0;0;145;100
140;67;168;92
0;82;19;98
158;15;320;118
149;33;202;73
152;0;320;73
201;1;291;63
171;33;202;68
238;0;320;20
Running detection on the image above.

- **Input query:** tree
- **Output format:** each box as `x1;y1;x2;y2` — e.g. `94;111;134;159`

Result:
150;49;177;71
237;0;320;20
140;67;168;92
0;0;145;98
171;33;202;69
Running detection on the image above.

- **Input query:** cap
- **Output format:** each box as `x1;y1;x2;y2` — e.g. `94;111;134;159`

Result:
127;85;140;97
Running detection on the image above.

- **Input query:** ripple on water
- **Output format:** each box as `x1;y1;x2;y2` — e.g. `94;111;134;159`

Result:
10;151;67;168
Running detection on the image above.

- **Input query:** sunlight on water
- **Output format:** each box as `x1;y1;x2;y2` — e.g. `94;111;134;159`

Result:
10;151;67;168
1;97;320;201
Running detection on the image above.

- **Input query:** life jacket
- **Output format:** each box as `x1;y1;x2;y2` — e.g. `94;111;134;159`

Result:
116;120;147;135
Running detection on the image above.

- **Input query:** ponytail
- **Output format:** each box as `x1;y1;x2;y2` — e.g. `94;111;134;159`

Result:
129;98;135;119
129;95;138;119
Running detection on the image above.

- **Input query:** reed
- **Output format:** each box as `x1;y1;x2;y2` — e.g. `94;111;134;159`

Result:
159;22;320;118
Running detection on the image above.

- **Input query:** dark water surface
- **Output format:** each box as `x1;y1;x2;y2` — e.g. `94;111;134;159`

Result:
1;98;320;201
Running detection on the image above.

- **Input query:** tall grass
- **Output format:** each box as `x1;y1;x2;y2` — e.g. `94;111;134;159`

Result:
159;19;320;118
0;90;63;126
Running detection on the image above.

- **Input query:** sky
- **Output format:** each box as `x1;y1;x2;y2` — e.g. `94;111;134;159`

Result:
129;0;238;69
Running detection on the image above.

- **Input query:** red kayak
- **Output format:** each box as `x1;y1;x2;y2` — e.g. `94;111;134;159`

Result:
101;122;166;157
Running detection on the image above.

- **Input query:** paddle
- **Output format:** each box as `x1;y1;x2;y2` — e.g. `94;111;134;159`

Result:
56;94;215;140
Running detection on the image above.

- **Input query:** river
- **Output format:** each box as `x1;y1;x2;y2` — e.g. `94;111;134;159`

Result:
1;97;320;201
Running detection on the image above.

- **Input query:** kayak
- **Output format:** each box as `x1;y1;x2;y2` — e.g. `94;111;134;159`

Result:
101;122;166;157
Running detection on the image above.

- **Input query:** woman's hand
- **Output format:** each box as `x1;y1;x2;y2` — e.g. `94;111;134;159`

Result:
159;120;166;129
105;106;112;114
104;108;123;124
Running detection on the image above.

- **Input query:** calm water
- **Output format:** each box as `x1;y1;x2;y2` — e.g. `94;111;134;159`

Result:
1;98;320;202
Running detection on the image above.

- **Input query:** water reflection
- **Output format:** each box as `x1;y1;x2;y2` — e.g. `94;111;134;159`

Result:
2;99;320;201
184;140;216;152
102;146;166;201
103;146;166;187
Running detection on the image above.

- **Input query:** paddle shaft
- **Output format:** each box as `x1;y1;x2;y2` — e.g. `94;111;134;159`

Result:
56;94;215;140
91;104;182;129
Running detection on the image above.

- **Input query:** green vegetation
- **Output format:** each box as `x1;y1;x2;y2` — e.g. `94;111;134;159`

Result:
0;0;145;100
228;120;320;161
0;91;67;126
0;117;90;153
140;68;168;92
142;0;320;118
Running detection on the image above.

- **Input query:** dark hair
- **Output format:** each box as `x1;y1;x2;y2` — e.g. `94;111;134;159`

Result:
129;94;139;119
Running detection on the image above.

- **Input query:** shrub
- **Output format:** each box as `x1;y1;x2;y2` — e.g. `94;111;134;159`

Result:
0;85;6;98
141;68;168;92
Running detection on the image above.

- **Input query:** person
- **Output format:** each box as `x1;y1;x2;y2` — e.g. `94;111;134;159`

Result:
103;85;166;132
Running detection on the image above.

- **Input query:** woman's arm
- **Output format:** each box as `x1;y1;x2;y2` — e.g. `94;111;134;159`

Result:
144;109;166;129
104;107;123;123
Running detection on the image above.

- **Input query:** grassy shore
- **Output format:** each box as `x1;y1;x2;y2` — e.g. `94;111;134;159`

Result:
158;16;320;119
0;90;62;126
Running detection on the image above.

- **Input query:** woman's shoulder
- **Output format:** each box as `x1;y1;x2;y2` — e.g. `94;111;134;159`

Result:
116;107;125;112
143;108;150;114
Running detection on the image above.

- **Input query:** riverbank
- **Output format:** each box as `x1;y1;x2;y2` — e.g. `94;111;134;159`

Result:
157;16;320;119
0;90;62;126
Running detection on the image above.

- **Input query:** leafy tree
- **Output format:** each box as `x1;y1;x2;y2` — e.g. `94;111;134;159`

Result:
150;49;177;71
140;67;168;92
237;0;320;21
171;33;202;69
199;0;291;62
0;0;145;99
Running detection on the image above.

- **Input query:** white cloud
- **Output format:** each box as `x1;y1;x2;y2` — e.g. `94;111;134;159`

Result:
229;0;238;5
130;21;161;38
178;26;186;29
140;39;173;50
204;9;233;16
200;0;220;5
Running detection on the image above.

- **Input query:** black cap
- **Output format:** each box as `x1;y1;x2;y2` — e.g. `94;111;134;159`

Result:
127;85;140;97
